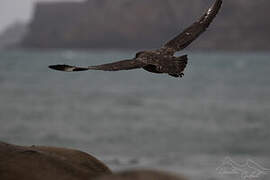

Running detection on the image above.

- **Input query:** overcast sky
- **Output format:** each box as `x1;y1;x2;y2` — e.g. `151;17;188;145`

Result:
0;0;82;33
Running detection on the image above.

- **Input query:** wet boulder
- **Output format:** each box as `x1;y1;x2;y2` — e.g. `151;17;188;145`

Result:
0;141;112;180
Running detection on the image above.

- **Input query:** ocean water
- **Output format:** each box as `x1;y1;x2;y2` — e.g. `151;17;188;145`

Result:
0;49;269;180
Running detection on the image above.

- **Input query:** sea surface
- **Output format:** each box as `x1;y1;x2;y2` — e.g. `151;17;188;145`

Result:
0;50;269;180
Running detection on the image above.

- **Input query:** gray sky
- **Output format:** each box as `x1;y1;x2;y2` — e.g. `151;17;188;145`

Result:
0;0;82;33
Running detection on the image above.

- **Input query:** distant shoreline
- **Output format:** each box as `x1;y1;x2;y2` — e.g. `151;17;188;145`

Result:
18;0;270;51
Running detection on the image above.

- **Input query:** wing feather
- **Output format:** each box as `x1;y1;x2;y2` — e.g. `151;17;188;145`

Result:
162;0;222;54
88;59;144;71
49;59;144;72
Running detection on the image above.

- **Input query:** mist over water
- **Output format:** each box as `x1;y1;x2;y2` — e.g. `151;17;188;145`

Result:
0;50;269;180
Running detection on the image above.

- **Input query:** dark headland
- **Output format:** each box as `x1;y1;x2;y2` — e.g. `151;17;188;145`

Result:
17;0;270;51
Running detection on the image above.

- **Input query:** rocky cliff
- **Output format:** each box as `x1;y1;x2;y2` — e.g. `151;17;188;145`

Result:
21;0;270;51
0;22;27;49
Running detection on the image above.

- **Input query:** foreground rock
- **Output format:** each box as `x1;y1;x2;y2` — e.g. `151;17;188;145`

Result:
95;170;187;180
0;142;112;180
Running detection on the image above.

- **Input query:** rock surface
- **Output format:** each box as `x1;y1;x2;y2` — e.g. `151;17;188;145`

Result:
0;141;112;180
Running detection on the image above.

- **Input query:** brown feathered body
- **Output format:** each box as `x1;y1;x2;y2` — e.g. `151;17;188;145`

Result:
135;50;188;77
